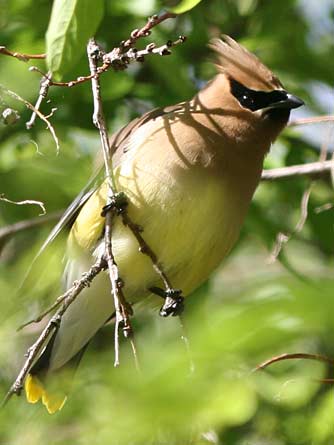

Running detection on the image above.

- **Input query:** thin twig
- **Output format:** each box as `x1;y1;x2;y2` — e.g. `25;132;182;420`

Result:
17;275;73;331
121;213;173;291
319;123;333;162
268;183;313;263
0;84;60;154
121;11;177;49
26;70;52;129
0;194;46;215
121;211;184;316
314;203;334;214
104;208;126;367
87;41;115;189
103;35;186;70
288;115;334;127
261;160;334;181
0;210;62;244
36;70;104;88
3;258;105;405
0;46;46;62
255;352;334;371
255;353;334;385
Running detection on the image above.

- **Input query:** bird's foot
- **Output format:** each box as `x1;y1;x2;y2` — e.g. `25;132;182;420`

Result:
101;192;128;216
149;287;184;317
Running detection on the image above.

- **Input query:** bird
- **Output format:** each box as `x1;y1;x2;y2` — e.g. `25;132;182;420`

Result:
24;35;304;413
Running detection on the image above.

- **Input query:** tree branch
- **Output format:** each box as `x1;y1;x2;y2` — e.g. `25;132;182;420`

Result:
0;46;46;62
288;115;334;127
0;210;62;245
0;194;46;215
268;184;313;263
120;11;177;49
261;160;334;181
26;71;52;129
87;39;134;367
121;211;184;317
255;352;334;371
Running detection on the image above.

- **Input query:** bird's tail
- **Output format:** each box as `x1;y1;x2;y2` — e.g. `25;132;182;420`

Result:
24;373;67;414
24;333;88;414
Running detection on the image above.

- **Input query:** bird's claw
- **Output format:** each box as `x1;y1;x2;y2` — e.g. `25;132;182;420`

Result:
101;192;128;216
149;286;184;317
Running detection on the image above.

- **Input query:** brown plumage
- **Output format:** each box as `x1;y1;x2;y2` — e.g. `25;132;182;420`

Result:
25;35;304;413
210;35;283;90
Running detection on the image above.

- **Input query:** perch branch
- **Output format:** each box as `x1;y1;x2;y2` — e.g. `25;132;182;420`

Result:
87;39;134;367
121;211;184;317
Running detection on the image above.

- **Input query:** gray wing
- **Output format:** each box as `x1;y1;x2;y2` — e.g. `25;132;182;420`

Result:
35;174;100;257
111;103;184;168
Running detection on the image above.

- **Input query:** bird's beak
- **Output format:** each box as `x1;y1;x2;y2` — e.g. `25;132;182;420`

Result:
267;93;304;110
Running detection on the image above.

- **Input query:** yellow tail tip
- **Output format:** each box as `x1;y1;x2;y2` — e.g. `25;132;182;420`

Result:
25;374;44;404
25;374;67;414
42;392;67;414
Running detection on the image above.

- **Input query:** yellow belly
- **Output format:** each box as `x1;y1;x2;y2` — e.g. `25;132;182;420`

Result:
116;176;238;296
70;162;251;301
69;118;263;301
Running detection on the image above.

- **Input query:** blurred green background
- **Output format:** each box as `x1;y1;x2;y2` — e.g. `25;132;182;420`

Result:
0;0;334;444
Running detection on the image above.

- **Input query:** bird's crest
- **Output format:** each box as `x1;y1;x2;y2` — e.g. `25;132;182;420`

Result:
209;35;283;92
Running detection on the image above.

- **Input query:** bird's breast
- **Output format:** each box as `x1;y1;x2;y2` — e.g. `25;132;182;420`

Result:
70;117;264;300
111;142;261;298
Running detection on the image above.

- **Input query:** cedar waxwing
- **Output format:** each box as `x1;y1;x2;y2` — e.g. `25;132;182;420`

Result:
24;35;304;413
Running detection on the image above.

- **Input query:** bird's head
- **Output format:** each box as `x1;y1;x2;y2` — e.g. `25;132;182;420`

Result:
207;35;304;143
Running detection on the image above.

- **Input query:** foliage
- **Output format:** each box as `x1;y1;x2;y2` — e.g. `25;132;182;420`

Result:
0;0;333;444
46;0;105;78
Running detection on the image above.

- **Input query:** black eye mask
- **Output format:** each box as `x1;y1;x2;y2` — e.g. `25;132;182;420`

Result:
230;78;288;112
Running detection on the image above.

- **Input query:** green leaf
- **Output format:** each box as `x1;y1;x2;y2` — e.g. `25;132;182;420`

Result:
46;0;104;79
168;0;203;14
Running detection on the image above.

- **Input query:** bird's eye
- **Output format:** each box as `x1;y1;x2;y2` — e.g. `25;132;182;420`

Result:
241;93;254;108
